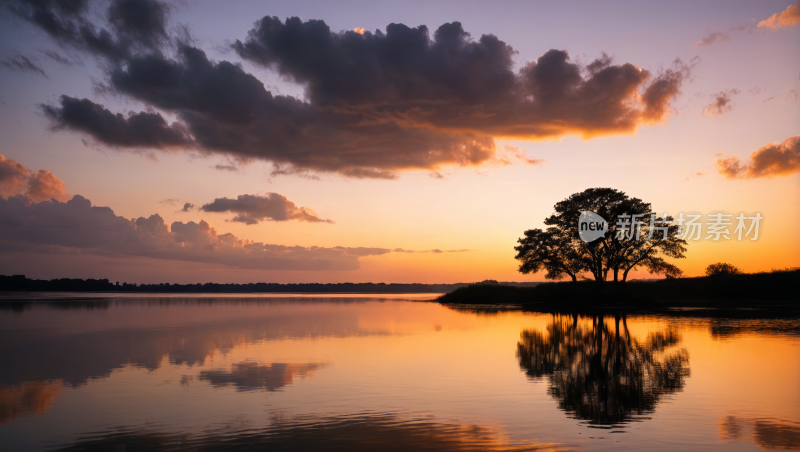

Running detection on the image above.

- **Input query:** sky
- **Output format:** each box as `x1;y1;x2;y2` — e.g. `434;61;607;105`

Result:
0;0;798;284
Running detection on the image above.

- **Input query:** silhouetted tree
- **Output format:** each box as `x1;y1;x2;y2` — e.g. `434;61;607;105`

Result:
516;315;690;425
704;262;743;277
514;188;686;282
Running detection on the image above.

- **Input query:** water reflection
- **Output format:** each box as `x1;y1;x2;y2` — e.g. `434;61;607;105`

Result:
0;380;63;424
517;314;690;426
0;301;378;387
199;362;327;392
719;416;800;450
53;413;573;452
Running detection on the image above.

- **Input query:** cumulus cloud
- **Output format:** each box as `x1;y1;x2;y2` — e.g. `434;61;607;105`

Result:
702;89;740;117
1;53;48;78
0;195;390;270
758;1;800;29
180;202;193;212
27;170;69;202
21;0;693;178
0;155;69;202
200;193;333;225
693;31;732;47
715;136;800;179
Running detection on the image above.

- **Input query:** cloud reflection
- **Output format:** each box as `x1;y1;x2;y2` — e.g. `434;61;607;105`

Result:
719;416;800;450
0;380;63;424
199;362;327;392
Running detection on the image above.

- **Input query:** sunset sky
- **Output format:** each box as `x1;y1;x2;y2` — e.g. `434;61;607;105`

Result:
0;0;798;284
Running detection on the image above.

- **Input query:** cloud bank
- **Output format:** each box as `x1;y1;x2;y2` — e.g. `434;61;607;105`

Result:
0;194;390;271
15;0;693;178
200;193;333;225
715;136;800;179
0;155;69;202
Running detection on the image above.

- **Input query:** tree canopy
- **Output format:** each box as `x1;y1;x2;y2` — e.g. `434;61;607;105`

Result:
514;188;686;282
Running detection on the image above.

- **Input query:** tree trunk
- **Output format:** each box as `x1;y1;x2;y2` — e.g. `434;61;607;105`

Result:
622;267;631;282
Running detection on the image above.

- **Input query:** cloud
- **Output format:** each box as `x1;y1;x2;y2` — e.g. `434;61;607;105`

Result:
702;89;740;117
200;193;333;225
180;202;193;212
7;0;170;62
213;163;239;171
25;2;692;178
498;145;546;166
41;96;192;149
353;26;365;35
0;155;69;202
787;89;799;102
0;194;391;271
1;53;48;78
715;135;800;179
758;1;800;29
27;170;69;202
39;48;75;65
693;31;732;47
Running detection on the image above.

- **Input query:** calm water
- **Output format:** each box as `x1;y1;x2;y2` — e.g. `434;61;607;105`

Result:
1;295;799;451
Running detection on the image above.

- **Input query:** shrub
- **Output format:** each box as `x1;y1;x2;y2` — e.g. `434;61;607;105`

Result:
704;262;743;277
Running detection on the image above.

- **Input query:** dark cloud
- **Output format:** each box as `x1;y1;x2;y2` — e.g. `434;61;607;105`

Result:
199;362;326;392
693;31;731;47
42;95;192;149
24;4;692;178
106;0;169;50
7;0;170;62
758;1;800;29
0;155;69;201
702;89;740;117
200;193;333;225
1;53;48;78
180;202;193;212
715;135;800;179
39;48;75;65
0;195;390;270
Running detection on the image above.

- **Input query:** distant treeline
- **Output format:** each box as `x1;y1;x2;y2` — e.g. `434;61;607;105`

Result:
0;275;541;293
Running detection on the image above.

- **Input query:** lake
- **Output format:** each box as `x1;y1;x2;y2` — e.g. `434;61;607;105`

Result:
1;294;798;451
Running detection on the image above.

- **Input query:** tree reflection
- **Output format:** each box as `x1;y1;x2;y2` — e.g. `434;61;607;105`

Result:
517;314;690;425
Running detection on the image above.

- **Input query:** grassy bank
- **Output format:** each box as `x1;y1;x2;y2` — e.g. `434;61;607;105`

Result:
438;269;800;313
